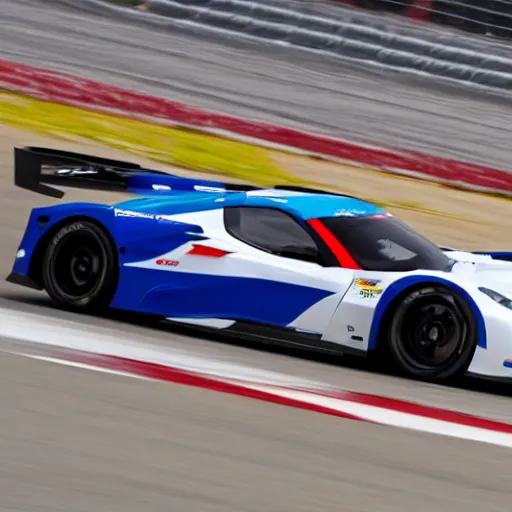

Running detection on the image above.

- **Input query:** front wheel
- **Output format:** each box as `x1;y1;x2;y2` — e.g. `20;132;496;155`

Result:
387;286;478;382
41;220;118;311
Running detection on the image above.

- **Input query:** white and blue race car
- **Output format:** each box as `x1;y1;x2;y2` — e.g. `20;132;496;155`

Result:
7;147;512;383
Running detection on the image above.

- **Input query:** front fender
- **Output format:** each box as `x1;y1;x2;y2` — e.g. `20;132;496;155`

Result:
367;275;487;352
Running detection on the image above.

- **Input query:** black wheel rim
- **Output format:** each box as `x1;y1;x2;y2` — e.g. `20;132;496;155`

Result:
394;291;468;371
49;232;105;300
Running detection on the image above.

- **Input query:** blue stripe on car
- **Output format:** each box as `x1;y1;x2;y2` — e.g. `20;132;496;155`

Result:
111;267;333;327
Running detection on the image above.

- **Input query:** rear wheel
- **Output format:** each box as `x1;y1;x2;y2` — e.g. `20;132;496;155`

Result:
41;220;118;311
387;286;477;382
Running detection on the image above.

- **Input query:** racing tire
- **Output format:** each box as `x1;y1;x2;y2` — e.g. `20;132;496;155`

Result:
386;285;478;382
41;220;119;311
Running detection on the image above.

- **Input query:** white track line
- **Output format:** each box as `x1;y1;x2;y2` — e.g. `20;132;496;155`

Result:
0;306;323;388
240;384;512;449
14;353;151;380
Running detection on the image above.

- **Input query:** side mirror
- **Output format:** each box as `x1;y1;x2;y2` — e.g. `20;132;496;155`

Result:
280;245;320;263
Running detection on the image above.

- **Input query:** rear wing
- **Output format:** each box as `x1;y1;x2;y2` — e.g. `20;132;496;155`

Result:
13;146;181;199
13;146;361;200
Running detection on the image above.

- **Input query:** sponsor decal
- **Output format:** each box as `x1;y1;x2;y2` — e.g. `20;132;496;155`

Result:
247;190;299;197
152;184;172;191
351;278;383;300
194;185;225;193
114;209;155;219
156;259;179;267
57;167;97;176
333;209;356;217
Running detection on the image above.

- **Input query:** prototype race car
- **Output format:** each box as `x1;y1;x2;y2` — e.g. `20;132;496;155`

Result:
7;147;512;383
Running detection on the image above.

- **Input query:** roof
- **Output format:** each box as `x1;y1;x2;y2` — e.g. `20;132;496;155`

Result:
244;190;385;219
114;188;385;219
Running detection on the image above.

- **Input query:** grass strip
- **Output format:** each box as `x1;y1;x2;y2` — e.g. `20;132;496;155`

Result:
0;92;298;187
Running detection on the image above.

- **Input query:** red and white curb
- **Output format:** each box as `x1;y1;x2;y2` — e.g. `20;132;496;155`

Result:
1;305;512;448
12;345;512;450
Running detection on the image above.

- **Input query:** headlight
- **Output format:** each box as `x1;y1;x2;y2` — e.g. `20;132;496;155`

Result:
479;287;512;310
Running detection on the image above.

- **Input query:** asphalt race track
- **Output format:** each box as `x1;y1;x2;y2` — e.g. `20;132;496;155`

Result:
2;351;512;512
1;351;512;512
1;1;512;510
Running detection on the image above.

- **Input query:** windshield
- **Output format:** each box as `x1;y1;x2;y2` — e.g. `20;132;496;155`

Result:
320;215;454;272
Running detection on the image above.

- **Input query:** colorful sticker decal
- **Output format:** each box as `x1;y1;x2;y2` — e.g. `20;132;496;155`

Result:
156;259;180;267
114;208;155;219
351;278;383;299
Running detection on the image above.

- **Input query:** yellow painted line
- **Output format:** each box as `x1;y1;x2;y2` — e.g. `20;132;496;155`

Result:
0;92;299;187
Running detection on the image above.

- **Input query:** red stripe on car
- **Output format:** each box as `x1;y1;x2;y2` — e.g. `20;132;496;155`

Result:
186;244;232;258
308;219;361;269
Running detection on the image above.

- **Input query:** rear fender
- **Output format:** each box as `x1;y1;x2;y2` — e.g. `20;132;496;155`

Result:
12;203;116;280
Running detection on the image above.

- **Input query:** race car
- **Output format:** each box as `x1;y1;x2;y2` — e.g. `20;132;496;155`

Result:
7;147;512;383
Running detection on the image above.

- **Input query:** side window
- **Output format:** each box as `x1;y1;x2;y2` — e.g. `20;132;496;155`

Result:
224;207;320;263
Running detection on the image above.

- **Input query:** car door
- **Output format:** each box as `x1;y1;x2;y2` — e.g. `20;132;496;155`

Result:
178;206;353;332
130;206;354;332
